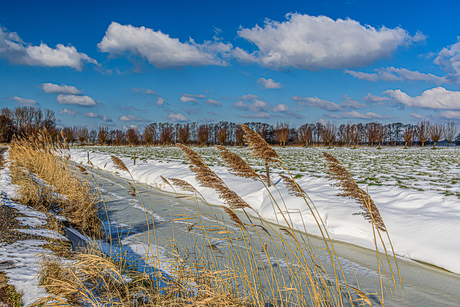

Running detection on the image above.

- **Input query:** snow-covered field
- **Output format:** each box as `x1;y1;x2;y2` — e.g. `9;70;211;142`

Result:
71;146;460;275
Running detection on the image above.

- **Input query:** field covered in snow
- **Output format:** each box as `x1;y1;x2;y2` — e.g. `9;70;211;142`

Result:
81;145;460;198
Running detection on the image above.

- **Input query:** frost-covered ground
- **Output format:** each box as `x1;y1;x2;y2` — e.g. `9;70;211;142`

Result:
0;152;68;307
72;146;460;275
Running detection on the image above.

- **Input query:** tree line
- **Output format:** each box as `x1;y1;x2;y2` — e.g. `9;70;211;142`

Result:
1;107;458;148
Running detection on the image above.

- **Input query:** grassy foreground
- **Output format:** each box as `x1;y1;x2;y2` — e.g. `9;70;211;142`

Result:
8;127;402;307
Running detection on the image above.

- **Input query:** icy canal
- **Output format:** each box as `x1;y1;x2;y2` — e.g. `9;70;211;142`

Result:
81;164;460;307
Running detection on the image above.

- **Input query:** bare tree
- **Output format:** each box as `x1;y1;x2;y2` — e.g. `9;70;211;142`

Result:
89;129;97;145
160;125;173;145
178;124;191;144
366;122;380;147
234;125;244;146
217;127;227;145
298;124;312;147
350;124;359;148
402;126;413;149
197;124;209;146
376;124;387;149
321;122;336;147
274;122;289;147
444;121;457;147
144;124;156;145
77;127;89;145
416;120;430;147
98;126;109;145
126;127;139;146
430;124;444;149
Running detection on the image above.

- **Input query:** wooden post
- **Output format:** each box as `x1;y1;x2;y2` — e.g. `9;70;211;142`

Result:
87;151;89;163
265;160;271;187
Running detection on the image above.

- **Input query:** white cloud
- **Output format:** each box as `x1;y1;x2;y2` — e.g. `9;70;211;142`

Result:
132;87;157;95
232;99;270;112
167;112;189;122
434;41;460;83
340;94;368;109
57;94;97;106
383;87;460;109
8;96;37;106
437;111;460;120
183;93;206;98
273;104;289;112
119;115;142;121
239;94;259;101
0;27;98;70
85;112;113;122
180;96;198;103
123;124;138;130
258;77;282;89
345;67;448;84
292;96;342;111
59;108;78;116
338;110;387;119
232;47;258;63
156;97;165;106
181;107;200;114
237;13;423;70
241;112;271;118
204;99;221;106
40;83;82;94
362;93;390;106
410;113;425;119
98;22;230;68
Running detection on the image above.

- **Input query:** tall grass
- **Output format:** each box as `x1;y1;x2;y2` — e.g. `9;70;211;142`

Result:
11;127;402;306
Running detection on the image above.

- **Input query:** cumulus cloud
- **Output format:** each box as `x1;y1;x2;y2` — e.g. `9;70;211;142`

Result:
273;104;289;112
183;93;206;98
85;112;112;122
132;87;157;95
383;87;460;109
362;93;390;106
59;108;78;116
0;27;98;70
340;94;368;109
98;22;230;68
204;99;221;106
123;124;138;130
332;110;389;119
258;77;282;89
8;96;38;106
40;83;82;94
437;111;460;120
237;13;423;70
345;67;448;84
292;96;342;111
57;94;97;106
119;115;143;121
239;94;259;101
232;99;270;112
434;41;460;83
180;96;198;103
156;97;165;106
410;113;425;119
167;112;189;122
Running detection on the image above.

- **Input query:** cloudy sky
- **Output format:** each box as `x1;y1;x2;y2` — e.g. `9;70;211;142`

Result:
2;0;460;130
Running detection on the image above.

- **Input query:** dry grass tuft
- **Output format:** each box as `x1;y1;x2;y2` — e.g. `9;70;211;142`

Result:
111;155;130;173
279;174;305;197
323;152;386;232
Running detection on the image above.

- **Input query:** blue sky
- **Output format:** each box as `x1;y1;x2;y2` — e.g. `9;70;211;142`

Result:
1;0;460;130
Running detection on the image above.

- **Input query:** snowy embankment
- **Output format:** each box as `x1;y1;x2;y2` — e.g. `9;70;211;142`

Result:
0;152;68;307
70;148;460;275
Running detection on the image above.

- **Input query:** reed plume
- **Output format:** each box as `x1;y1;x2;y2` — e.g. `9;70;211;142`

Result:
240;124;280;163
322;152;386;232
110;155;129;173
177;143;250;209
223;207;246;229
279;174;305;197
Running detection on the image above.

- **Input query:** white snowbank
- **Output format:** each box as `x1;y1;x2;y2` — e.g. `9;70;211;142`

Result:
69;149;460;275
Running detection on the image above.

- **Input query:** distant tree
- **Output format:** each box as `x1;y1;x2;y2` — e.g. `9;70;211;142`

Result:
77;127;89;145
113;129;125;145
178;124;191;144
402;126;414;149
0;109;15;143
234;125;244;146
144;124;156;145
350;124;359;148
321;122;336;147
416;120;430;147
98;126;109;145
444;121;457;147
430;124;444;149
376;124;387;149
160;125;173;145
126;127;139;146
89;129;97;145
217;127;227;145
274;122;289;147
365;122;380;147
197;124;209;146
63;126;77;145
298;124;312;147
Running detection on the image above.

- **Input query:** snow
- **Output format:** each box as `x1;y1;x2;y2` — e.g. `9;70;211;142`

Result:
0;151;68;307
69;147;460;275
12;229;68;241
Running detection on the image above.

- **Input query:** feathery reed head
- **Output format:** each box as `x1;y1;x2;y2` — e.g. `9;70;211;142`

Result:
215;145;259;181
279;174;305;197
168;178;200;194
76;165;88;175
110;155;129;173
240;124;280;163
223;207;245;229
322;152;386;232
